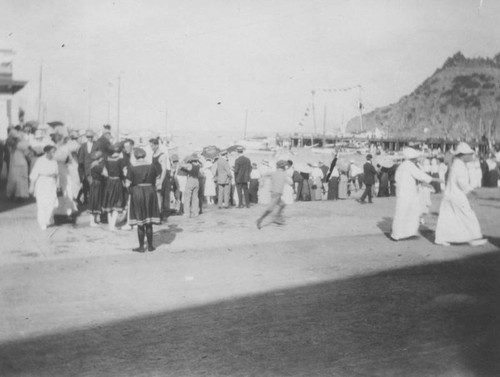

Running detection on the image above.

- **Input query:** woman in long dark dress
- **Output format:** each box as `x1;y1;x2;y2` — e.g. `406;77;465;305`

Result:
103;143;126;231
327;166;339;200
296;171;312;201
127;148;161;252
88;151;105;227
377;166;390;197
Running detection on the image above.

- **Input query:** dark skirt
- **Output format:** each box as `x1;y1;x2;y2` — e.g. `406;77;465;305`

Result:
327;178;339;200
296;179;311;201
88;180;103;214
488;170;499;187
102;178;126;212
249;178;259;203
129;184;161;225
377;173;390;197
430;173;441;193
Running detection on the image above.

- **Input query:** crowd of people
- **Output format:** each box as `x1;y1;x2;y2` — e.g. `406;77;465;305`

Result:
0;122;498;251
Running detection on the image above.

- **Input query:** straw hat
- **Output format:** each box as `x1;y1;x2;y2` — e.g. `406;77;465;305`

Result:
454;142;474;155
402;147;421;160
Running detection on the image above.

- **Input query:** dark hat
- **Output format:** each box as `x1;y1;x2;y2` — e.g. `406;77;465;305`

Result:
366;154;373;160
171;154;179;162
187;153;200;162
43;144;56;153
276;160;288;169
220;149;228;156
91;151;103;160
236;146;244;152
133;147;146;159
111;143;122;153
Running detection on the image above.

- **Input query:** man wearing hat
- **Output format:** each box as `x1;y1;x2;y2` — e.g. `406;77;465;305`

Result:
77;130;99;205
215;150;232;209
358;153;377;204
179;154;201;217
256;160;290;229
95;128;113;159
234;146;252;208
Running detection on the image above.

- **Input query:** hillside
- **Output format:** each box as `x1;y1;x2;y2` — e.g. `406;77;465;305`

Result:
346;52;500;139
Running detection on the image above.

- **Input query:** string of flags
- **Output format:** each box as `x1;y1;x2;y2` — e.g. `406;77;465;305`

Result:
299;85;363;127
312;85;362;94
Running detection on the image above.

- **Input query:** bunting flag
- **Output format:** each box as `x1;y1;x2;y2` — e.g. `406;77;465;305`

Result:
316;85;362;93
299;103;313;126
299;85;363;127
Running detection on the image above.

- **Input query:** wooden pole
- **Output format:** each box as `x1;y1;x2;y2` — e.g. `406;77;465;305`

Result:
117;75;121;140
358;85;363;132
322;104;327;146
312;90;317;135
243;109;248;140
37;63;43;123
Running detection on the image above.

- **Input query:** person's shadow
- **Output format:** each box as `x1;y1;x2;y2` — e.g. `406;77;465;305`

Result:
377;216;433;242
154;224;183;248
376;217;393;240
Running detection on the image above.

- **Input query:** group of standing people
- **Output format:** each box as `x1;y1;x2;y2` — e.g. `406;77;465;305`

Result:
1;123;494;250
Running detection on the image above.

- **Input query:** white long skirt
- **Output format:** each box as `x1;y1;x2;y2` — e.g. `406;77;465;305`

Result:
35;176;58;229
282;184;294;205
391;194;422;240
435;196;482;244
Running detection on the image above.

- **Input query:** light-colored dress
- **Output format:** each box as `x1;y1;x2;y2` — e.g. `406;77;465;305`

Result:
258;165;273;205
203;163;216;197
29;155;59;229
435;158;482;244
311;167;324;201
391;160;432;240
53;144;78;216
282;167;295;204
6;143;30;199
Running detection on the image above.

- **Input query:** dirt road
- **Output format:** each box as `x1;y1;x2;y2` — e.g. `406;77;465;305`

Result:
1;189;499;376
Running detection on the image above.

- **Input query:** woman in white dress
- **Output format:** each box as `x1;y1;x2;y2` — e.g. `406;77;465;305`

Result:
29;145;59;230
435;142;487;246
53;135;78;218
258;160;273;205
203;160;216;204
391;148;439;241
310;162;324;201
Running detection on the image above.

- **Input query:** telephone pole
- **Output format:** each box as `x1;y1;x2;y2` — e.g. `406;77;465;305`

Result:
116;75;121;140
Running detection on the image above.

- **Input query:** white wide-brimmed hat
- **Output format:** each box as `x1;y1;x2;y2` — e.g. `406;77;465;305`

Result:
454;142;474;155
402;147;421;160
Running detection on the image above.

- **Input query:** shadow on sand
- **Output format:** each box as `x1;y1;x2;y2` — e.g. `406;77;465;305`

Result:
1;251;500;376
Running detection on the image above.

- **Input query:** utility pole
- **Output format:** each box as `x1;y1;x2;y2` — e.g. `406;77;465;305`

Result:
322;104;327;146
311;90;317;135
358;85;363;132
117;75;121;140
37;63;43;123
243;109;248;140
165;103;168;135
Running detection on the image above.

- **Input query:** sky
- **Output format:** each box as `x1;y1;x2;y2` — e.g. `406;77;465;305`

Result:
1;0;500;138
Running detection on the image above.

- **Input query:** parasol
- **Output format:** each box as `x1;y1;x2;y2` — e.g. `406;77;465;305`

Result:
48;121;64;127
201;145;220;159
376;156;394;169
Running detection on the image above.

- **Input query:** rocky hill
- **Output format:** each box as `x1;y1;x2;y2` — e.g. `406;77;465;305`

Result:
346;52;500;139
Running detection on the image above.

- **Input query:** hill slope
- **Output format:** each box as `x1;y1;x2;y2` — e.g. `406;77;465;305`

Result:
346;52;500;139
